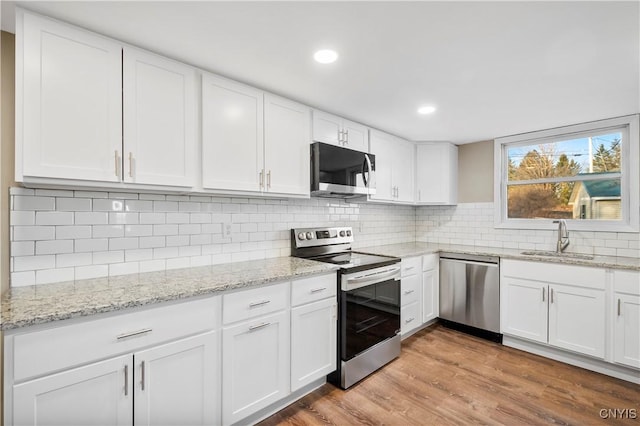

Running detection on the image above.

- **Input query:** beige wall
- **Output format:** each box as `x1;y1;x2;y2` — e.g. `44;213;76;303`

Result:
457;140;494;203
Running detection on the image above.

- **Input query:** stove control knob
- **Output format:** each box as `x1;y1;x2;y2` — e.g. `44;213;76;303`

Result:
346;230;352;236
339;230;346;237
298;232;306;240
306;232;313;240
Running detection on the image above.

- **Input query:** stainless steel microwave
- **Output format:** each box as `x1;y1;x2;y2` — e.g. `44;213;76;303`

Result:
310;142;376;198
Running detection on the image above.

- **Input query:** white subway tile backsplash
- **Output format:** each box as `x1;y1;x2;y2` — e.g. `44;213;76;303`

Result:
56;226;92;240
36;212;73;225
11;211;35;226
57;197;91;211
36;268;74;285
12;189;635;288
35;240;74;255
13;226;55;241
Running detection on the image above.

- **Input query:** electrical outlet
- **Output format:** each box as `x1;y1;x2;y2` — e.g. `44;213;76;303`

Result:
223;222;232;238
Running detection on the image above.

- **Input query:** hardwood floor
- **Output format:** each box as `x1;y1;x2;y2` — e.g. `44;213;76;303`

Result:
259;325;640;425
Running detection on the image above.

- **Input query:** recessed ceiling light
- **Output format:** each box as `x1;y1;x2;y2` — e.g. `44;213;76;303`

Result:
417;106;437;115
314;49;338;64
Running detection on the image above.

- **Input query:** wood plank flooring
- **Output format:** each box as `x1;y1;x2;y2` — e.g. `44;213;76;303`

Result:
259;325;640;425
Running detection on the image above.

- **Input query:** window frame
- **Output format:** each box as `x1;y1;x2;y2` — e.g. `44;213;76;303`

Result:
494;115;639;232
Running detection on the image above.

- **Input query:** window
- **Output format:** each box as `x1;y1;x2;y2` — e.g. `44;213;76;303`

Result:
494;115;639;232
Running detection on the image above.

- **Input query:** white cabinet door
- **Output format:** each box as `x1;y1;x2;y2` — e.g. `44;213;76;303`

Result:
614;293;640;368
123;47;196;187
222;311;289;425
13;355;132;426
19;12;122;182
501;278;548;344
264;94;310;196
393;139;415;203
342;119;368;152
312;110;342;146
422;268;439;322
401;273;421;306
416;143;458;204
369;130;394;201
134;331;218;426
291;298;337;391
548;284;605;359
202;73;264;192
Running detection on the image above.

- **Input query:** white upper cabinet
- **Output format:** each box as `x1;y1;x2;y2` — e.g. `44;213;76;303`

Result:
123;47;197;188
18;11;122;182
416;142;458;205
202;75;309;197
263;94;310;196
312;110;368;152
202;73;264;192
369;130;415;203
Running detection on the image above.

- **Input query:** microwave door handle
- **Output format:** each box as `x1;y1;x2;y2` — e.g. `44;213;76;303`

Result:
363;154;372;187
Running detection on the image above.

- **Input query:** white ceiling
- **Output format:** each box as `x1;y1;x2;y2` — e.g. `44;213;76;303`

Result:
2;1;639;144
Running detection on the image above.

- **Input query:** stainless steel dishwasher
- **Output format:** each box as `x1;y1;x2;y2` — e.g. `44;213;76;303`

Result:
439;252;501;341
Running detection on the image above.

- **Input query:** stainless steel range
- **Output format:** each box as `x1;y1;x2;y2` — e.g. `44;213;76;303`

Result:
291;226;401;389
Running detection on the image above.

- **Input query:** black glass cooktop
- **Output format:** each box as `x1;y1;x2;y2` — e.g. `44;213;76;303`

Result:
310;251;398;271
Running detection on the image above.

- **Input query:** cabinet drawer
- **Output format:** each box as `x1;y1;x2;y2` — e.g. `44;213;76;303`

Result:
401;274;421;306
422;253;438;271
401;301;421;335
291;273;337;307
401;256;421;277
613;270;640;295
11;296;219;382
223;282;288;325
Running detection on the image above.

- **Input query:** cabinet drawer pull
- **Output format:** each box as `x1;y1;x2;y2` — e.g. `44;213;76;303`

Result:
405;317;415;324
310;287;327;293
344;129;349;144
550;288;554;304
404;266;415;271
140;361;146;391
114;150;121;178
128;152;134;178
618;298;621;316
404;289;415;295
249;300;271;308
249;322;270;332
116;328;153;340
267;170;271;189
259;169;264;188
124;365;129;396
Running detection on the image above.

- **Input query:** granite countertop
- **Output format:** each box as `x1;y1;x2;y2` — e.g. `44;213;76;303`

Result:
357;242;640;271
1;257;338;331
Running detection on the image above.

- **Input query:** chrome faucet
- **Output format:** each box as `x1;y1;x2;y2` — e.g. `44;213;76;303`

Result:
552;219;570;253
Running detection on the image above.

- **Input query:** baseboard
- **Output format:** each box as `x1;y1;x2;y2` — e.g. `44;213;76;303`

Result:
503;336;640;384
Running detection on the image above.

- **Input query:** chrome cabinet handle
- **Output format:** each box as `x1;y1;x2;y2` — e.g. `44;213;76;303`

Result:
249;322;270;332
124;365;129;396
542;287;545;302
259;169;264;188
128;152;134;178
249;300;271;308
404;289;414;295
618;298;621;316
114;150;121;178
550;288;554;304
344;129;349;144
140;361;146;391
418;190;421;201
116;328;153;340
405;317;415;324
267;170;271;189
310;287;326;293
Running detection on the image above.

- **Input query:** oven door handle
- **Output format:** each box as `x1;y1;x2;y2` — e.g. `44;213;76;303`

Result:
343;267;400;291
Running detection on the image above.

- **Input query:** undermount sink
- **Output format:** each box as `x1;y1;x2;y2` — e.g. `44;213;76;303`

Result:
520;250;594;260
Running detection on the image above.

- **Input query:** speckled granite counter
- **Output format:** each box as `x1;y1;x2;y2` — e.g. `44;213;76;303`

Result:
1;257;338;331
357;242;640;271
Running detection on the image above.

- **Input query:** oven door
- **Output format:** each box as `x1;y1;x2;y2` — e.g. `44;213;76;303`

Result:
311;142;376;196
340;265;401;361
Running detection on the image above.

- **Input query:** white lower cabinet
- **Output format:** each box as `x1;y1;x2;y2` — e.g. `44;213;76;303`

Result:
291;298;337;391
400;257;422;336
501;260;606;359
13;355;133;426
134;332;218;426
422;254;439;323
222;310;290;425
613;270;640;369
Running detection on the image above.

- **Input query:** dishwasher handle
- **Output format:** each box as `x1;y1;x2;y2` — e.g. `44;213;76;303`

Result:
439;258;499;268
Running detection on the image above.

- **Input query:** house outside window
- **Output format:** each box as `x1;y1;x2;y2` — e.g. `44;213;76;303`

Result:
494;115;639;232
